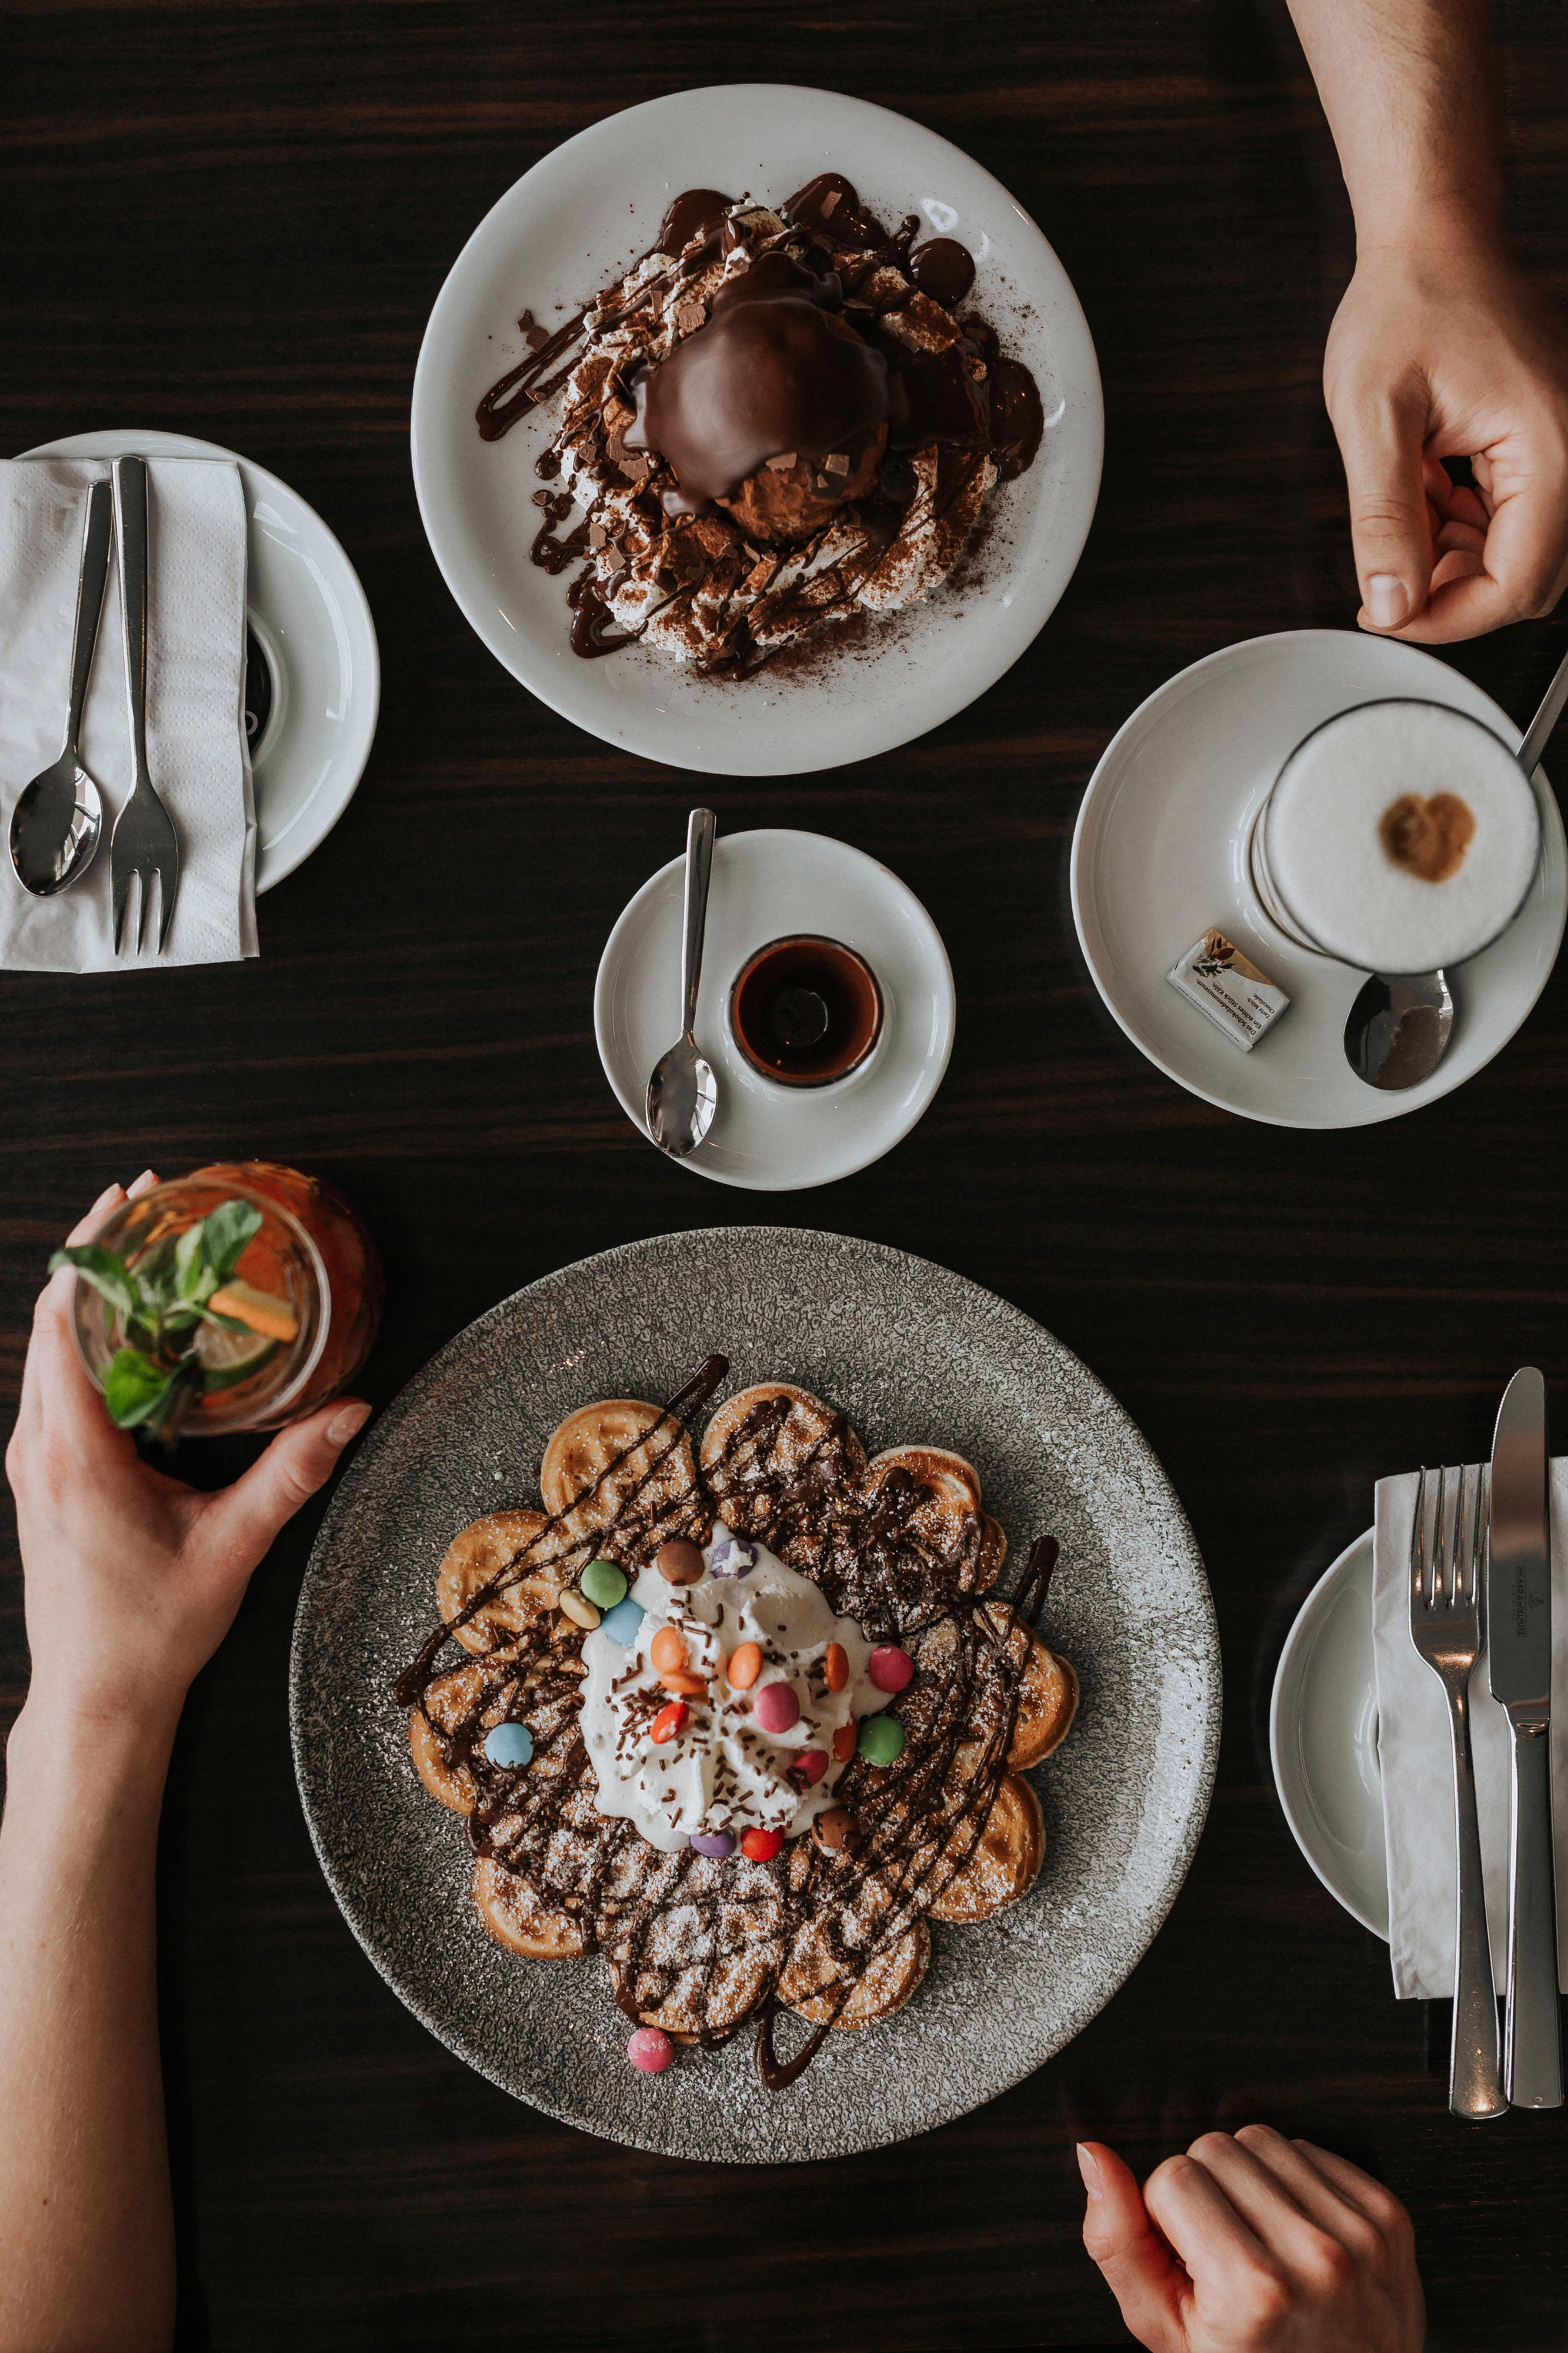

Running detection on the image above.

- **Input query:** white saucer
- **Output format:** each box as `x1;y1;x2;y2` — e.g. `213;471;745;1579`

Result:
1269;1529;1389;1938
20;428;379;892
594;829;955;1189
1070;629;1568;1128
411;82;1102;776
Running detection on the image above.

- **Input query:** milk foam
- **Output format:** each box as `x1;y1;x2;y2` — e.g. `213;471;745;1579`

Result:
1265;701;1540;971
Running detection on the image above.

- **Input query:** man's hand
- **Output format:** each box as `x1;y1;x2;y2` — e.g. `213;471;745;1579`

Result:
6;1173;371;1741
1325;227;1568;643
1079;2127;1424;2352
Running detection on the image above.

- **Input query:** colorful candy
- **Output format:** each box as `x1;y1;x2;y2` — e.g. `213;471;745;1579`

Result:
650;1625;688;1674
752;1681;801;1735
559;1589;602;1630
650;1700;688;1744
812;1805;860;1854
658;1668;707;1697
868;1644;914;1693
790;1747;829;1788
726;1641;763;1689
832;1722;856;1764
858;1714;905;1765
600;1597;645;1647
483;1722;535;1769
655;1538;705;1585
709;1532;756;1578
688;1829;736;1857
740;1826;784;1862
824;1641;849;1692
627;2027;675;2074
581;1559;628;1609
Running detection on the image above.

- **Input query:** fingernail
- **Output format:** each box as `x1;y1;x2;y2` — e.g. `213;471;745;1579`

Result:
1366;574;1409;628
327;1401;371;1447
1076;2144;1102;2196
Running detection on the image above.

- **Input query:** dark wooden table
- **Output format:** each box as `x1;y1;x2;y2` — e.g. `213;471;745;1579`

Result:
5;3;1568;2345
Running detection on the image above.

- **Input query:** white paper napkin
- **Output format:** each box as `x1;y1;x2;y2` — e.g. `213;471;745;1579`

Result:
0;456;256;971
1373;1462;1568;1998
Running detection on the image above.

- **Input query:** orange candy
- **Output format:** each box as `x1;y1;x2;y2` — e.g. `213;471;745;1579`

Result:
726;1642;763;1689
650;1700;688;1744
832;1722;856;1764
650;1626;688;1674
824;1642;849;1692
659;1668;707;1697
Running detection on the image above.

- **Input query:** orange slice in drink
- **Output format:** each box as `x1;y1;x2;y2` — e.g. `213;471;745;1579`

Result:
206;1281;299;1342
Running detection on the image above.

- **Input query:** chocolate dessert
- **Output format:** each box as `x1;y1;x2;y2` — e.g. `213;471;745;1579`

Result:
397;1357;1079;2088
476;176;1045;677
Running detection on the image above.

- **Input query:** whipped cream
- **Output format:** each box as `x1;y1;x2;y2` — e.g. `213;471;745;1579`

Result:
579;1522;890;1853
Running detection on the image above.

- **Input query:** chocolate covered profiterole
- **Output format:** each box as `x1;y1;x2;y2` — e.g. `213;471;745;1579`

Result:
476;174;1044;676
396;1356;1079;2089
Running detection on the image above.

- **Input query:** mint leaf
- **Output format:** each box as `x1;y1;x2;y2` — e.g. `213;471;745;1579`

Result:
135;1234;182;1311
175;1222;205;1298
102;1347;177;1429
49;1245;137;1324
201;1201;262;1284
142;1357;201;1444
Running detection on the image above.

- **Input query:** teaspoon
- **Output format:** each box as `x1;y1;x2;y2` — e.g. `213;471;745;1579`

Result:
8;477;113;896
1345;640;1568;1090
646;806;719;1158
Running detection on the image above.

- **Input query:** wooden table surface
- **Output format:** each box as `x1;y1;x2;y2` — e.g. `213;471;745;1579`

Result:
5;2;1568;2345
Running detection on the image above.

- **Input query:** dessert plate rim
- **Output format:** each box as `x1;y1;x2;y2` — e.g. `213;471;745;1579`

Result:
1269;1528;1389;1939
409;81;1103;776
289;1226;1220;2160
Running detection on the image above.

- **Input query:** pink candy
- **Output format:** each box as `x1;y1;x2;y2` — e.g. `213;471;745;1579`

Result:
752;1680;801;1734
627;2027;675;2074
868;1645;914;1693
790;1747;829;1788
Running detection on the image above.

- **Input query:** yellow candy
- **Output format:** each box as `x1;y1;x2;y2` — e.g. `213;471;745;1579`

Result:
559;1590;602;1630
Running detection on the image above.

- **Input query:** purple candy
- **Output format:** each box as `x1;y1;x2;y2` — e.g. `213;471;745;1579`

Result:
708;1533;756;1579
689;1829;736;1858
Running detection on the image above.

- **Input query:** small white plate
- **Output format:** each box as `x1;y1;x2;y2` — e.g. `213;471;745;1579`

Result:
1270;1529;1389;1939
411;82;1102;776
20;428;379;892
594;828;955;1190
1070;629;1568;1128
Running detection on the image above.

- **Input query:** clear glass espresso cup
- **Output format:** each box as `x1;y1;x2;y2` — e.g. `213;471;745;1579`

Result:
1247;698;1543;976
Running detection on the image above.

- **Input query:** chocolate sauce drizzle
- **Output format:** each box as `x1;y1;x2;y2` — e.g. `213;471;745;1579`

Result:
473;174;1043;678
395;1358;1060;2090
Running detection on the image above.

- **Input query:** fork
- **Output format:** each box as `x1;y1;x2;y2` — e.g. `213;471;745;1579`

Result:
1409;1463;1507;2121
109;455;180;952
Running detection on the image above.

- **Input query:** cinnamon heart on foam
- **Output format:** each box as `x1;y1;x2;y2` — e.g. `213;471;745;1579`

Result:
1379;791;1476;883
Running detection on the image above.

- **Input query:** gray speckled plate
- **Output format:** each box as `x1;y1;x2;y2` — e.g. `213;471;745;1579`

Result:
290;1229;1219;2161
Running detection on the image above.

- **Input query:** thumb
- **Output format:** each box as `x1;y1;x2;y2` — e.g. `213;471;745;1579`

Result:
206;1397;371;1569
1078;2143;1185;2352
1331;374;1434;632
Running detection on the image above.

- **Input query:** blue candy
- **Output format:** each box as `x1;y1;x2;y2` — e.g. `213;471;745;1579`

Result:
600;1596;646;1647
485;1722;534;1769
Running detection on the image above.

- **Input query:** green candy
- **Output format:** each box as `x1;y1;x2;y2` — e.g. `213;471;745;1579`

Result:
857;1714;905;1766
581;1559;628;1609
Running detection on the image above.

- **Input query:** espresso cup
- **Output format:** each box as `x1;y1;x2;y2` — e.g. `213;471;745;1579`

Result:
728;934;883;1087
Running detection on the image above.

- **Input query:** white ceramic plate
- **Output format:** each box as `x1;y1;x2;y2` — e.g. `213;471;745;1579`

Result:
1270;1530;1389;1938
410;83;1102;776
21;429;379;892
594;829;955;1190
1070;630;1568;1128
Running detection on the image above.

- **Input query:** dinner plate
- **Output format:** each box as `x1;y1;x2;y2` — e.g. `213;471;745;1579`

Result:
1070;629;1568;1128
1269;1530;1389;1938
593;829;955;1189
20;429;379;892
291;1228;1220;2161
409;83;1102;776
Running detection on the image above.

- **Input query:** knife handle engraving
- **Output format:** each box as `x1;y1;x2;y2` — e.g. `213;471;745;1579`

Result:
1504;1719;1563;2109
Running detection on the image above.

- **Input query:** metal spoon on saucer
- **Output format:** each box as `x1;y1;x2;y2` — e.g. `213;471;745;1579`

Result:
8;477;113;896
646;806;719;1157
1345;641;1568;1090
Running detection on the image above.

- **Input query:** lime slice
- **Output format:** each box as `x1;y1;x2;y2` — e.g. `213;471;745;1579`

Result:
194;1319;279;1391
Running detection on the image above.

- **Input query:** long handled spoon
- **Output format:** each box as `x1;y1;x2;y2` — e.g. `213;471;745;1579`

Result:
8;477;112;895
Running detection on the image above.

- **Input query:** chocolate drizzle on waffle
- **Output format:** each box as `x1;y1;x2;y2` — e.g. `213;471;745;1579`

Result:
395;1359;1058;2088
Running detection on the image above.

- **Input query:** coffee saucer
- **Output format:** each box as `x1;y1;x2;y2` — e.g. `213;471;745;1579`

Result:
1070;629;1568;1128
1269;1529;1389;1939
594;829;955;1189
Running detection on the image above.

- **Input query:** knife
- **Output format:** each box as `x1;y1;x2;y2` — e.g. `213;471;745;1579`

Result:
1487;1367;1563;2108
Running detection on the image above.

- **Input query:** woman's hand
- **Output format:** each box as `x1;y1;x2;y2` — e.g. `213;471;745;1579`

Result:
1079;2126;1424;2352
1325;224;1568;642
6;1173;371;1742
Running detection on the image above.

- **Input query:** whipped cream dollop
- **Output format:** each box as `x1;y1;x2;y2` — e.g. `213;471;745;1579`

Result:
579;1522;890;1853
